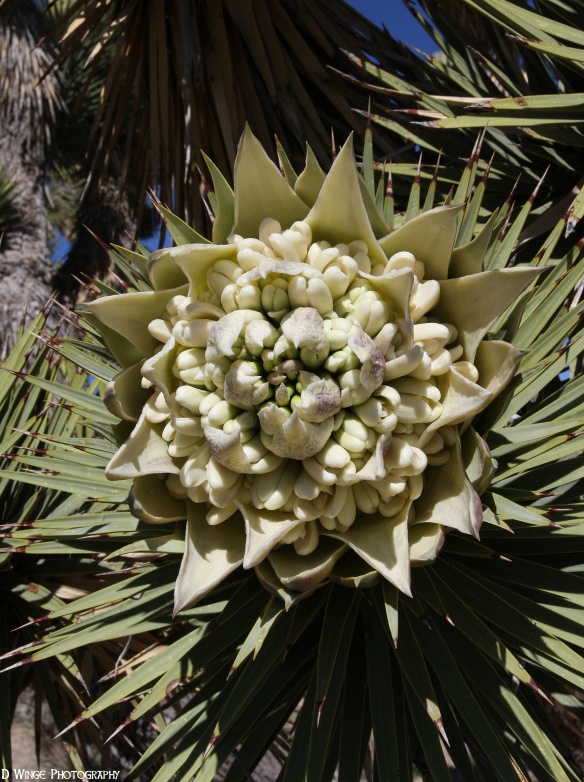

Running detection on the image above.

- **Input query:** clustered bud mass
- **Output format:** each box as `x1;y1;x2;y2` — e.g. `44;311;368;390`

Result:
89;129;540;611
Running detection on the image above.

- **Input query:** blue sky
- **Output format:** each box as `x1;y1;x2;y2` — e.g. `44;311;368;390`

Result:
348;0;435;51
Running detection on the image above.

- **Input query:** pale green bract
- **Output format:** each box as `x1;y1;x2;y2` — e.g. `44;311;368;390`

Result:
87;128;540;612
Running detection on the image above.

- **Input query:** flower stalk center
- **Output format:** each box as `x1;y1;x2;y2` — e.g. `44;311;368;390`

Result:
141;218;468;553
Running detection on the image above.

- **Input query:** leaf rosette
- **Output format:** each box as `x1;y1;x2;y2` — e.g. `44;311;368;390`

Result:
87;128;540;611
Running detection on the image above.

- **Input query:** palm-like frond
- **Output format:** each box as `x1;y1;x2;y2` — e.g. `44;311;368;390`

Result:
49;0;399;235
2;133;584;780
0;305;176;771
344;0;584;217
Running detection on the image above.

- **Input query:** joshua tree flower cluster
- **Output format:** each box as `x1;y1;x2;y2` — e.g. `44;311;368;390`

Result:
89;129;540;611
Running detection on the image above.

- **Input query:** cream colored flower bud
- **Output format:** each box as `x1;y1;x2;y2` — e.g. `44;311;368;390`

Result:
351;297;392;336
374;323;398;356
208;268;240;299
306;277;334;315
384;345;424;380
334;415;375;453
286;228;310;259
244;319;279;356
353;397;382;427
269;231;307;263
427;450;452;466
325;318;351;350
413;322;452;347
449;344;464;362
307;242;334;270
289;220;312;245
422;432;445;454
178;366;207;385
254;463;298;509
374;412;398;434
236;283;262;310
453;361;480;382
177;300;223;321
148;318;172;342
352;481;380;514
386;250;416;273
219;284;237;313
268;232;301;263
206;359;228;389
259;217;281;244
204;399;237;427
237;237;265;251
237;248;266;272
242;434;268;463
166;295;187;316
407;473;424;500
392;378;441;403
154;391;171;413
384;436;416;470
409;351;432;381
396;394;439;424
352;251;371;273
378;495;406;518
168;432;201;458
175;385;208;414
205;457;239;492
287;275;309;310
324;348;357;373
223;411;257;436
166;473;188;500
322;264;351;300
173;319;215;348
294;468;322;501
171;416;203;437
316;440;352;469
302;456;337;486
198;391;225;417
338;368;361;392
261;282;290;319
144;394;170;424
323;485;357;530
176;348;205;371
294;496;324;522
429;348;452;375
410;280;440;322
293;520;319;555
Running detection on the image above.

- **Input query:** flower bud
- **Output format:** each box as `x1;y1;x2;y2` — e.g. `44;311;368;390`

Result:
293;520;319;555
171;416;203;437
259;217;281;244
237;248;266;272
453;361;480;382
268;232;302;263
175;385;208;414
148;318;172;342
261;282;290;319
410;280;440;322
386;250;416;272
